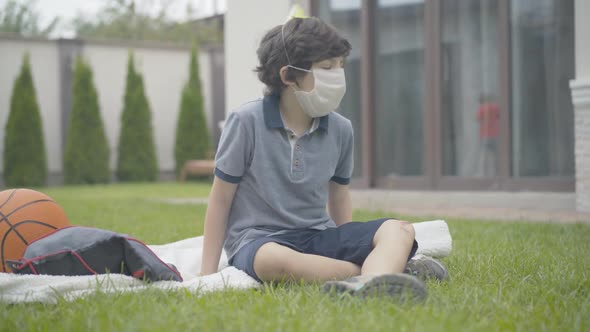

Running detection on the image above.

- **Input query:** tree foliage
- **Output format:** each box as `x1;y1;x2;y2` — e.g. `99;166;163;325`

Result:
174;44;211;176
3;54;47;187
0;0;59;36
63;57;110;184
116;52;159;182
72;0;222;44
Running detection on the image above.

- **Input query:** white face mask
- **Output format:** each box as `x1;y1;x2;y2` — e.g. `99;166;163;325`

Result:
281;23;347;118
289;66;346;118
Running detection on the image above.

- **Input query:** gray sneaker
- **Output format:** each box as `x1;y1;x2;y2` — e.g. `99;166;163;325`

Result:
323;273;427;302
404;254;448;281
322;276;365;295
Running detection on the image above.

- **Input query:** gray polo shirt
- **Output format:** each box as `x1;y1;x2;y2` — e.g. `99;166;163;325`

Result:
214;94;354;260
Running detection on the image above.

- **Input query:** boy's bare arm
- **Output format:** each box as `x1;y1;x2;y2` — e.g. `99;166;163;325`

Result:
328;181;352;226
200;176;238;275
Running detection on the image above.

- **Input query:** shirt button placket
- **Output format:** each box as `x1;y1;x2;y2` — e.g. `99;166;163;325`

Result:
293;141;303;179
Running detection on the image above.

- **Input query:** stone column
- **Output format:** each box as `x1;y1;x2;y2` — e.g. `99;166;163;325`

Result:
571;0;590;212
571;81;590;212
57;38;83;155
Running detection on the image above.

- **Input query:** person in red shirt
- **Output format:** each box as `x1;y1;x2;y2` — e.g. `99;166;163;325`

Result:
477;94;499;176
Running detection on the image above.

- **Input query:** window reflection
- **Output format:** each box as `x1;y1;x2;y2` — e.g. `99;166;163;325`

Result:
317;0;362;178
441;0;499;177
510;0;574;177
375;0;425;177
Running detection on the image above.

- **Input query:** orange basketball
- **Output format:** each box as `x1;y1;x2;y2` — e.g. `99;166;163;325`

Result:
0;189;70;272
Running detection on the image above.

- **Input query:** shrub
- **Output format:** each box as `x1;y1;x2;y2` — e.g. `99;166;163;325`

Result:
116;52;158;182
174;44;210;177
63;57;110;184
3;54;47;187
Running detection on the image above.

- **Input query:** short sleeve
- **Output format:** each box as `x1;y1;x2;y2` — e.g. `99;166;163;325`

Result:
214;112;252;183
330;120;354;185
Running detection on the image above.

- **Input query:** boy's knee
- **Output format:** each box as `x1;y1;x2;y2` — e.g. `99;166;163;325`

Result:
253;242;290;281
374;219;415;246
399;220;416;238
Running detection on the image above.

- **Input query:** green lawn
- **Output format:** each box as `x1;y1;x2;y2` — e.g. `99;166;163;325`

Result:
1;182;589;332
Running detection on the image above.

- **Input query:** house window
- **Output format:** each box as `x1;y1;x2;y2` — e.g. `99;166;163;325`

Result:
317;0;363;178
441;0;500;177
510;0;575;177
374;0;426;177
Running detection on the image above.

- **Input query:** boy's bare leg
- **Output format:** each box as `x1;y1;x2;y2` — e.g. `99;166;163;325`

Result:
254;242;361;282
254;221;426;300
253;220;414;283
360;219;415;277
322;220;426;300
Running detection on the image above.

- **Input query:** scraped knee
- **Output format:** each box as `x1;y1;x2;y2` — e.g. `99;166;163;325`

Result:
373;219;415;247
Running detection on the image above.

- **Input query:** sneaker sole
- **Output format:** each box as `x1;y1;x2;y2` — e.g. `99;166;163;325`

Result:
358;274;427;302
405;256;449;281
322;281;356;296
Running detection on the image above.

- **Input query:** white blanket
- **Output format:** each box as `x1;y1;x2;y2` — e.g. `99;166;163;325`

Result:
0;220;451;304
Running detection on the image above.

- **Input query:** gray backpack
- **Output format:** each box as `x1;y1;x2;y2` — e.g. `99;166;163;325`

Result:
7;226;182;282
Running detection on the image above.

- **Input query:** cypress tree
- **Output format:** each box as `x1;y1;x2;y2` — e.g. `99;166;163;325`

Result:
116;52;159;182
174;44;210;177
3;54;47;187
63;57;110;184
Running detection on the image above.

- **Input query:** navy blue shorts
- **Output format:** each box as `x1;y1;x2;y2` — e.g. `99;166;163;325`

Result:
229;218;419;282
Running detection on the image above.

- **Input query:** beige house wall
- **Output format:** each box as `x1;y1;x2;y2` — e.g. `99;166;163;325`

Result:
82;43;213;172
225;0;311;113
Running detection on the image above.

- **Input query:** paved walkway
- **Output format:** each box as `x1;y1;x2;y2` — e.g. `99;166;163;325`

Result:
157;190;590;224
350;190;590;224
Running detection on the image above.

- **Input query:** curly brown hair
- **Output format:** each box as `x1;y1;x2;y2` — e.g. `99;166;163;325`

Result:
255;17;351;96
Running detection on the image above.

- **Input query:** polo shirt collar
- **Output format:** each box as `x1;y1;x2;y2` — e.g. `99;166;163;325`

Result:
262;94;329;131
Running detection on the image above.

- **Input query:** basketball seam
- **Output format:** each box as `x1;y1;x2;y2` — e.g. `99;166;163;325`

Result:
0;219;59;272
3;199;56;218
0;190;67;273
6;219;59;232
0;212;31;272
0;189;17;210
0;210;29;243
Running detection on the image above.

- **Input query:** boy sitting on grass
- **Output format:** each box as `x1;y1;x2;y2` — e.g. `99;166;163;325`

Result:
200;17;446;300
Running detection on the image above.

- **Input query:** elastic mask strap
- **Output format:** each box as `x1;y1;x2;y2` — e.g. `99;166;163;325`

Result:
281;23;311;73
287;64;311;73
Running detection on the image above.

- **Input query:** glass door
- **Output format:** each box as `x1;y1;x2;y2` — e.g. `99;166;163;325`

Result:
374;0;428;187
437;0;502;189
510;0;575;178
317;0;363;180
315;0;575;191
